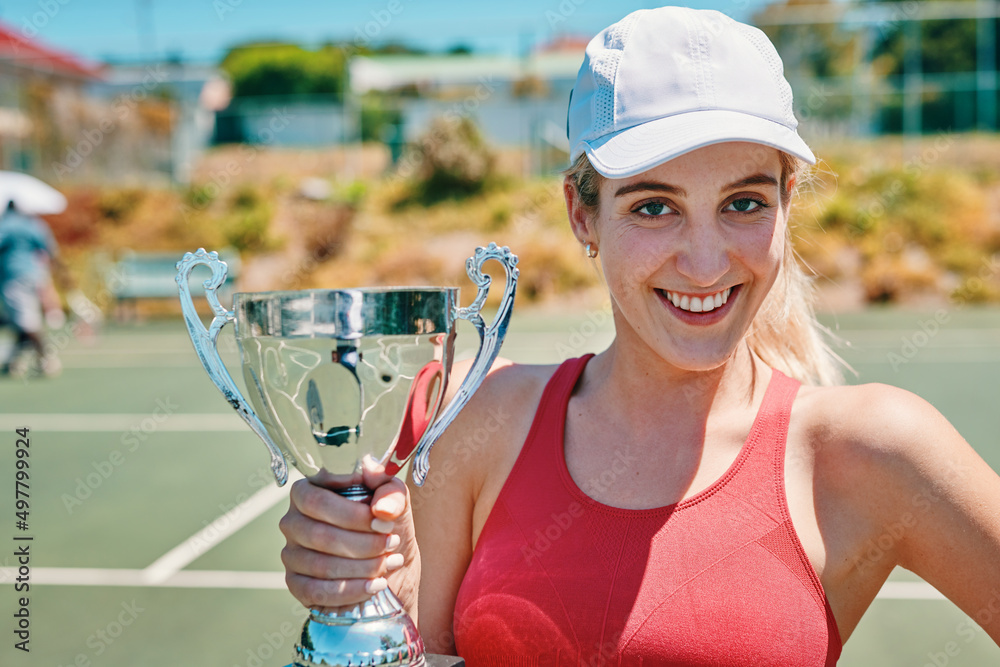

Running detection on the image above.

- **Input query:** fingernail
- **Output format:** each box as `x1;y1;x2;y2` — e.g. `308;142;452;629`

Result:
371;518;394;534
365;577;387;594
386;534;401;551
373;497;402;515
362;454;385;473
385;553;405;571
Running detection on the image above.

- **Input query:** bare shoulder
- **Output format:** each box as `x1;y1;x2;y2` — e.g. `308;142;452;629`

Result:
422;357;562;495
447;356;561;417
794;381;966;467
787;380;987;554
795;382;1000;641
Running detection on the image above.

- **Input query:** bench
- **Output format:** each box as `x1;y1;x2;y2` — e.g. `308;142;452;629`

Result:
107;250;241;321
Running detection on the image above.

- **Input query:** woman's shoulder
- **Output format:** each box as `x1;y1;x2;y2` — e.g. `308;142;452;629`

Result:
796;381;952;453
431;357;566;476
450;356;563;401
793;380;973;494
446;356;566;424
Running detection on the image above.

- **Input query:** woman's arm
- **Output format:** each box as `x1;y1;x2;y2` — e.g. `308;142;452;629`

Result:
852;383;1000;643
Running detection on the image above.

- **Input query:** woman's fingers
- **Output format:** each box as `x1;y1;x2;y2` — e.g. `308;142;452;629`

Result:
289;477;378;532
370;477;409;521
281;544;405;582
281;458;418;610
278;507;394;559
285;572;394;609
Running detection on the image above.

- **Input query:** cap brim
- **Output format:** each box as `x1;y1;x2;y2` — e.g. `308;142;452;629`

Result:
581;109;816;178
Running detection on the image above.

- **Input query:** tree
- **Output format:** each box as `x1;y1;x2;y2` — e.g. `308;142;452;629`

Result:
220;42;348;99
865;0;997;132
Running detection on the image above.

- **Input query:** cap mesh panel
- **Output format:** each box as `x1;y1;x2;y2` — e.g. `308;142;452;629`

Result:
732;22;794;121
591;12;641;138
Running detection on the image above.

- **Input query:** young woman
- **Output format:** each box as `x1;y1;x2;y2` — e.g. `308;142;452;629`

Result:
278;7;1000;665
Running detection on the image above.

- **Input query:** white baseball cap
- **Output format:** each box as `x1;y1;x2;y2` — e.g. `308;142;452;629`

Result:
567;6;816;178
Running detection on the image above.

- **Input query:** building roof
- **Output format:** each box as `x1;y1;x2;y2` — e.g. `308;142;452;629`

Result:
0;21;103;80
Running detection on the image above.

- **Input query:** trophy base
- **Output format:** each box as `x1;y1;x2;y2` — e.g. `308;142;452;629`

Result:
287;588;425;667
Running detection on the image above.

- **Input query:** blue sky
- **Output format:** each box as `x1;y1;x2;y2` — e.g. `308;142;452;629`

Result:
0;0;779;64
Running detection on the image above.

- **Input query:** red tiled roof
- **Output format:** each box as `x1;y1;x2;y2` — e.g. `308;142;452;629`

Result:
536;35;590;54
0;20;103;79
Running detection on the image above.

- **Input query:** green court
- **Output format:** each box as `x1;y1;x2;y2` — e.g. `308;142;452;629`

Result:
1;306;999;666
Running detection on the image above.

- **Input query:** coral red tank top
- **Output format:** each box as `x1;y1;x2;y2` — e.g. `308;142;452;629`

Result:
453;355;842;666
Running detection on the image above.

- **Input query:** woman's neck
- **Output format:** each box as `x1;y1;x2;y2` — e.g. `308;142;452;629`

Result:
580;330;769;440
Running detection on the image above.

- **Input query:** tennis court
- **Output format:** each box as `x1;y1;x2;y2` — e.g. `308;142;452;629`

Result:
1;305;998;666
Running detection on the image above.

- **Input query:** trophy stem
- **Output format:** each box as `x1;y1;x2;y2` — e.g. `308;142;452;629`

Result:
338;485;374;502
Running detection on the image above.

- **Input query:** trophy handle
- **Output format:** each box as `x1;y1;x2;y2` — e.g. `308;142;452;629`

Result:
175;248;289;486
411;242;518;486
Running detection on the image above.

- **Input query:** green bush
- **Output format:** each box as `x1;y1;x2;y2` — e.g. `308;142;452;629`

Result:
223;206;273;252
359;94;403;143
221;43;346;99
184;183;216;209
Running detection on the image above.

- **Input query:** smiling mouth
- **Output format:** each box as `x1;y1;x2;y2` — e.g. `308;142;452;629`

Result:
657;286;737;314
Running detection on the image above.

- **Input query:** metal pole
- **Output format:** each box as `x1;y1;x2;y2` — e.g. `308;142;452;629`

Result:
903;18;922;136
977;0;998;130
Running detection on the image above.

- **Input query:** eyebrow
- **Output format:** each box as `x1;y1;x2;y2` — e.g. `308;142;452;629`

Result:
613;173;780;199
723;173;779;191
614;181;686;198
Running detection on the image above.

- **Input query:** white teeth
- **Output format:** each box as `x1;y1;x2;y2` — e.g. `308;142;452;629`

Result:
664;287;734;313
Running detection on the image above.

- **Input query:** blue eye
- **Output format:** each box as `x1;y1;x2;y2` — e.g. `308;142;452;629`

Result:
726;198;764;213
636;202;669;216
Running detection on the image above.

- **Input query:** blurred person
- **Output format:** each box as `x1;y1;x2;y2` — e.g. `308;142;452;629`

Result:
276;7;1000;665
0;200;64;378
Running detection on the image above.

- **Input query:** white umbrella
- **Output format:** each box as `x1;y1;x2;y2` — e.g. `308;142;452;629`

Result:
0;171;67;215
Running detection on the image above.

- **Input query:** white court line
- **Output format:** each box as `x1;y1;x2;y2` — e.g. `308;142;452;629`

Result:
0;413;245;432
875;581;946;600
141;469;303;585
0;568;948;599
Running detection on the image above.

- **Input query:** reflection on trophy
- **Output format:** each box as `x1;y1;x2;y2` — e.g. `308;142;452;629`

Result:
176;243;518;667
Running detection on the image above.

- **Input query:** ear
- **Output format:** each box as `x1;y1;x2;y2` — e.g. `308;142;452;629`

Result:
564;175;595;246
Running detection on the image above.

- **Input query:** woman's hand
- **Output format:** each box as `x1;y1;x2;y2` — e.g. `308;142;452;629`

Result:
279;455;420;613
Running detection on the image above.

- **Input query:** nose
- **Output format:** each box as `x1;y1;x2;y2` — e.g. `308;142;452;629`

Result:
674;215;731;288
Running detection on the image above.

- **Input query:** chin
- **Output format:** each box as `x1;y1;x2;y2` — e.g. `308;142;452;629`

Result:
652;336;746;373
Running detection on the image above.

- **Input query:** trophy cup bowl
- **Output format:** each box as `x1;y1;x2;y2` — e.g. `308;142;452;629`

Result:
175;243;518;667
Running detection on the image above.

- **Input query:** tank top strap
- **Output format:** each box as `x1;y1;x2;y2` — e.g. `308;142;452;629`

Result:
523;353;594;473
763;368;802;464
720;368;802;512
508;358;802;516
484;354;594;527
759;368;802;493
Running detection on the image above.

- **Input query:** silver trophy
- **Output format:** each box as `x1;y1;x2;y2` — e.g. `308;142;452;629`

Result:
176;244;518;667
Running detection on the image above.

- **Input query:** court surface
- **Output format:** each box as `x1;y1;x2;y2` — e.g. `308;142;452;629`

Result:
1;305;999;666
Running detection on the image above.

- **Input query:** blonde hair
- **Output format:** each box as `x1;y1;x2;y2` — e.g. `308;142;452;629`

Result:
565;152;846;386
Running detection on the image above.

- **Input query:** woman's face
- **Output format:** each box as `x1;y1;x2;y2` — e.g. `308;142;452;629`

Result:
580;142;789;371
